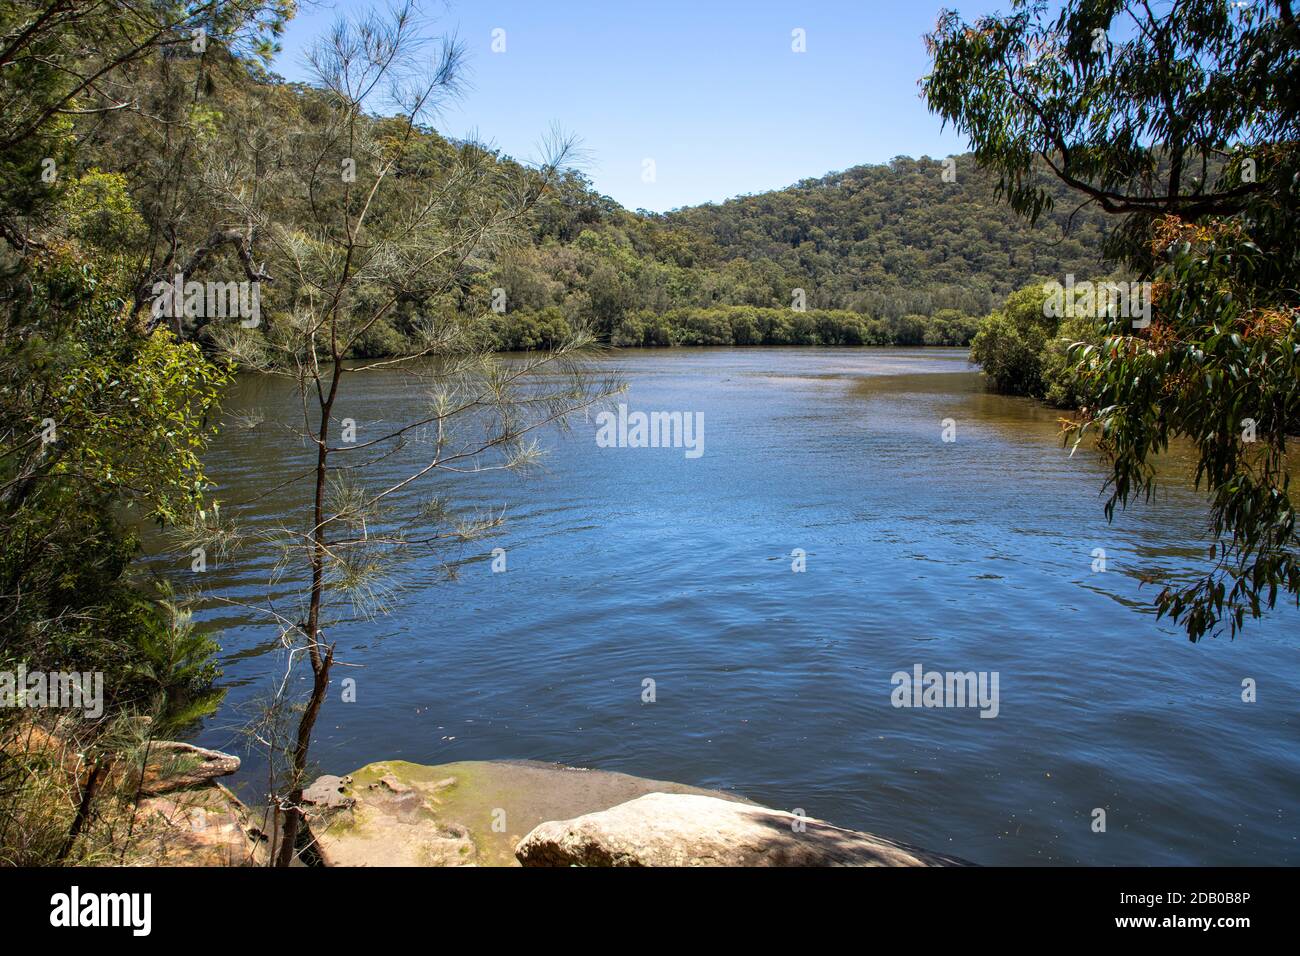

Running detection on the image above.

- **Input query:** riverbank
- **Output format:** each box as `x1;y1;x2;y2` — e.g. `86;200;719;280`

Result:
297;759;970;867
136;748;968;866
342;305;980;356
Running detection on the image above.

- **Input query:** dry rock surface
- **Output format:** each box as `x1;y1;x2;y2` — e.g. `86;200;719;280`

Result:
129;744;267;866
134;783;267;866
515;791;969;867
305;759;967;867
137;741;242;796
304;759;750;867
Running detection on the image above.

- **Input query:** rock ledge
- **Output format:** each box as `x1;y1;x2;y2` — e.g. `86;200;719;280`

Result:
515;791;968;867
305;759;969;867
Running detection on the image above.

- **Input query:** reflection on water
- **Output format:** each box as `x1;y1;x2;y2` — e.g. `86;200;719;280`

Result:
166;347;1299;865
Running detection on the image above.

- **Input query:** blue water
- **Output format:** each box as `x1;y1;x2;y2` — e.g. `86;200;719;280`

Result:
183;347;1299;865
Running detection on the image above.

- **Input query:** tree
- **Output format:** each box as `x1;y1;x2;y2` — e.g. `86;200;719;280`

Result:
0;0;288;865
0;1;289;244
968;284;1054;396
0;181;233;866
925;0;1300;639
195;3;622;864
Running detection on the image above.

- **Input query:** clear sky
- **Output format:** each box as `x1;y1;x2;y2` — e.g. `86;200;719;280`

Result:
270;0;1000;212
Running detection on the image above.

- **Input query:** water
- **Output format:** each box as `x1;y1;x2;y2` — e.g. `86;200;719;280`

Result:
179;347;1299;865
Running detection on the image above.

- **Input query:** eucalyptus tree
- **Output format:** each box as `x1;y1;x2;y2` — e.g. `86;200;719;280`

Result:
0;0;290;245
0;0;292;865
924;0;1299;639
200;3;620;864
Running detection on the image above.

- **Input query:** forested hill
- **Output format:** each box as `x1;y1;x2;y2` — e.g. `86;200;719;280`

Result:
470;148;1117;351
656;156;1113;317
60;48;1114;352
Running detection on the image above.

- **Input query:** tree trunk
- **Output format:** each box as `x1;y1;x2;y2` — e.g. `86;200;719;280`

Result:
273;644;334;866
274;363;342;867
57;759;107;863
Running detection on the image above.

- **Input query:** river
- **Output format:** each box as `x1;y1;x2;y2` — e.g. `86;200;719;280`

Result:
181;347;1299;865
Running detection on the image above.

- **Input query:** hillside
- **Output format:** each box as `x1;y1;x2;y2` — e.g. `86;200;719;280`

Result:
467;150;1115;350
659;156;1113;316
63;52;1114;352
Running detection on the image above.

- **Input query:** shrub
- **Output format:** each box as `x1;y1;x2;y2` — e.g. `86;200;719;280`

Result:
349;318;408;358
1040;315;1102;408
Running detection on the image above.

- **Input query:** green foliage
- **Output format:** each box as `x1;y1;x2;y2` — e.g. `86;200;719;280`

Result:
479;307;577;352
453;150;1108;351
127;586;224;734
348;317;409;359
925;309;982;346
599;306;979;349
5;247;229;527
0;0;329;867
114;80;1108;356
1041;315;1101;409
0;161;228;871
657;156;1109;317
56;170;147;256
1073;220;1299;640
929;0;1300;638
25;8;1115;359
922;0;1297;265
0;241;228;669
971;312;1046;398
969;284;1054;396
970;281;1118;403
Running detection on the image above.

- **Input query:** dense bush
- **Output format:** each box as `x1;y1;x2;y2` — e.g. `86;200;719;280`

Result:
459;153;1110;345
969;283;1103;406
466;305;980;352
600;306;978;350
1039;315;1100;409
476;307;576;351
348;318;409;359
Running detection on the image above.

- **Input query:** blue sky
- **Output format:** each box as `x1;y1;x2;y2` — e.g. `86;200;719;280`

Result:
270;0;1002;212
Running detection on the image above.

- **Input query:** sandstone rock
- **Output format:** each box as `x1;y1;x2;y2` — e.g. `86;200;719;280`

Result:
514;792;970;867
306;760;748;867
3;722;258;866
3;723;239;797
137;741;240;796
306;767;475;867
131;784;266;866
371;774;412;795
303;774;355;810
